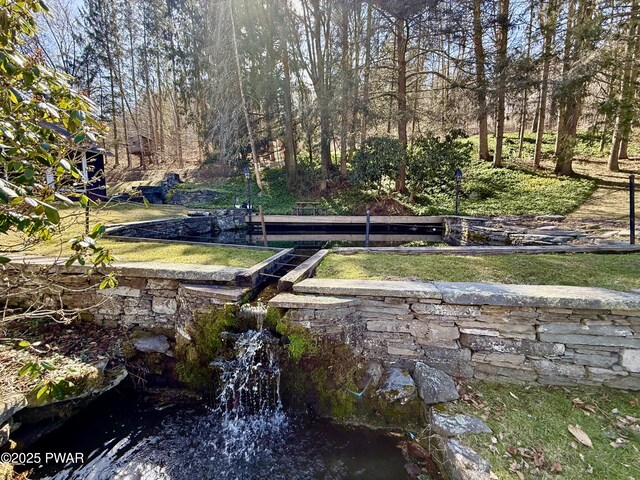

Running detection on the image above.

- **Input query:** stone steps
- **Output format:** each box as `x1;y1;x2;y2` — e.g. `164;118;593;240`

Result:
293;278;442;299
269;292;357;310
179;284;250;302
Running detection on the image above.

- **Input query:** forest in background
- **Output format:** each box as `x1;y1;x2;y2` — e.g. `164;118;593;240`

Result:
28;0;640;194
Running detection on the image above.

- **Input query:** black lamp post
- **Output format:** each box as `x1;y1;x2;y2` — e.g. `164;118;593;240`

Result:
243;164;252;225
455;169;463;215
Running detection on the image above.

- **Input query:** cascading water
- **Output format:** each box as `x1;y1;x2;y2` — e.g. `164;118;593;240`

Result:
211;327;288;468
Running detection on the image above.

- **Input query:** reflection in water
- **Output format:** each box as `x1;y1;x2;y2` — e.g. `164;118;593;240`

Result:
33;405;410;480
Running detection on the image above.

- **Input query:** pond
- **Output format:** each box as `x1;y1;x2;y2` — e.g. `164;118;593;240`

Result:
25;391;413;480
177;223;443;248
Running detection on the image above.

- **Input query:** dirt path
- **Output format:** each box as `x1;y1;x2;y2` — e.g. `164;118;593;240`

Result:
563;156;639;223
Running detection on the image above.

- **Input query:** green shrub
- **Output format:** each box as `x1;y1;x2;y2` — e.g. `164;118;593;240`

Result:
407;133;473;198
350;137;403;193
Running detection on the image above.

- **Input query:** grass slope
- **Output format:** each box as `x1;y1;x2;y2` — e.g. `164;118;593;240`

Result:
316;253;640;292
2;203;273;268
447;383;639;479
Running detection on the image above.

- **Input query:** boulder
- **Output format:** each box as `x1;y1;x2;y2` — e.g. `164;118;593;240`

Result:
430;412;491;437
0;394;27;425
377;368;417;404
444;439;494;480
133;335;171;354
413;362;459;404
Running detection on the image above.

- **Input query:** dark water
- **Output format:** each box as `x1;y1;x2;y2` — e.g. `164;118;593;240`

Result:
26;392;411;480
175;223;443;249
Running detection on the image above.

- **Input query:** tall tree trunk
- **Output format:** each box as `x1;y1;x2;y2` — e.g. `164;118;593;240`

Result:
229;0;263;190
280;1;297;182
155;53;165;159
396;15;409;193
125;1;144;168
555;0;596;176
472;0;490;161
108;73;119;166
339;2;349;179
534;0;559;168
493;0;510;168
360;2;372;143
609;0;639;171
518;0;535;158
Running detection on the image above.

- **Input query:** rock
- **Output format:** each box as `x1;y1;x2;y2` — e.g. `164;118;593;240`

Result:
430;412;491;437
413;362;459;404
152;297;177;315
0;395;27;425
423;347;474;378
377;368;417;404
434;282;640;310
133;335;171;354
293;278;443;299
169;189;222;206
538;324;633;337
0;423;10;447
358;360;384;390
460;334;565;356
444;439;493;480
621;349;640;373
534;215;565;221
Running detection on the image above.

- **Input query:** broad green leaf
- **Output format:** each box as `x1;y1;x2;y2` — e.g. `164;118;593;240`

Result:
43;204;60;224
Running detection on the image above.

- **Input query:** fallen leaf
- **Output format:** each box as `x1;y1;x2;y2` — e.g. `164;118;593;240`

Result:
516;472;525;480
550;461;562;473
568;424;593;448
533;450;545;468
630;397;638;408
510;391;520;400
572;397;597;414
610;438;628;448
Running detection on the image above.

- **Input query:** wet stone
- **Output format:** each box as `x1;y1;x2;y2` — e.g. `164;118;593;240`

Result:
413;362;459;404
444;439;493;480
133;335;171;354
376;368;417;404
430;412;492;437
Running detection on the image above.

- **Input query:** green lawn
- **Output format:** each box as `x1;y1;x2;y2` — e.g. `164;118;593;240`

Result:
2;203;273;268
445;382;640;479
316;253;640;292
101;240;272;267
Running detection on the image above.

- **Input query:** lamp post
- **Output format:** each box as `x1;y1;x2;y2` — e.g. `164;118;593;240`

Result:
455;169;463;216
243;165;252;226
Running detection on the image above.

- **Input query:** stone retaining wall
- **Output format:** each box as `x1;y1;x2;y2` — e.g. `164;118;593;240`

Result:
443;216;587;246
105;209;246;240
7;261;250;333
269;279;640;390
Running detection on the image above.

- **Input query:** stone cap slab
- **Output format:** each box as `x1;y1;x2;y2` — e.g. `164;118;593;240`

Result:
293;278;442;299
434;282;640;310
269;292;357;310
179;284;250;302
278;249;329;292
8;256;245;283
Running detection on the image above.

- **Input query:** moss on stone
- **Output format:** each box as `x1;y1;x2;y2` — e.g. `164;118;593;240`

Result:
174;305;238;392
265;305;425;429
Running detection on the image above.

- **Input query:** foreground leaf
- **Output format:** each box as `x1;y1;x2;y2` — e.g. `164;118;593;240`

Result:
568;424;593;448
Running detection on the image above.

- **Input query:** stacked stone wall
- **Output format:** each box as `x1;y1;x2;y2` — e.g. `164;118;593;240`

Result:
270;280;640;390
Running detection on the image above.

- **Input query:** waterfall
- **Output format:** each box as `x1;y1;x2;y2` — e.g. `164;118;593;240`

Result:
211;327;287;467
